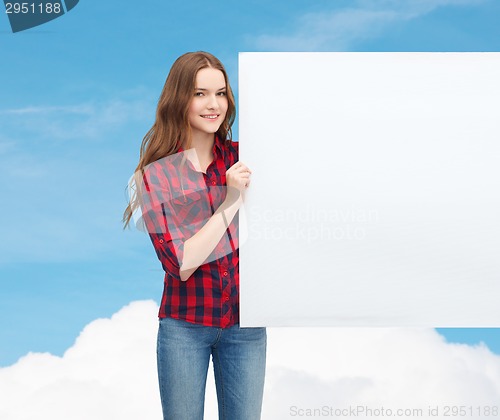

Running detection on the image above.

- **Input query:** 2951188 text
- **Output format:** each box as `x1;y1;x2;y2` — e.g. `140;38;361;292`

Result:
5;2;62;14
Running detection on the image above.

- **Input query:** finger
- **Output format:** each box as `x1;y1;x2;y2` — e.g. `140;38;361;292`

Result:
236;165;252;174
232;161;251;173
227;165;247;176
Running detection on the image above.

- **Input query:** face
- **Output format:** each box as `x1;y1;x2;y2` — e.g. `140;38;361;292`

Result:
188;67;228;141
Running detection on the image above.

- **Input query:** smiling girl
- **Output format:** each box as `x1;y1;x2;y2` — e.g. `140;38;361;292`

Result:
123;52;266;419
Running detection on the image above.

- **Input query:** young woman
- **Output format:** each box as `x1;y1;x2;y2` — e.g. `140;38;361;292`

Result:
123;52;266;419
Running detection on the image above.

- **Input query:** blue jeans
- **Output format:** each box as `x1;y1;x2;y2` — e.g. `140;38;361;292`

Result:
157;317;267;420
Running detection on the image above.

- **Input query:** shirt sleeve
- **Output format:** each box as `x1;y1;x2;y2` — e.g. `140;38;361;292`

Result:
138;161;185;281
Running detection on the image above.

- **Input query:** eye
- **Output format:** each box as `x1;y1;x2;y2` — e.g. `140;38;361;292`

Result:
194;91;204;97
217;91;227;96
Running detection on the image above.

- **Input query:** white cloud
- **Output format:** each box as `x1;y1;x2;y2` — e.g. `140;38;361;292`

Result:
0;136;17;155
251;0;485;50
0;104;95;115
0;301;164;420
0;91;156;264
0;301;499;420
0;88;154;142
265;328;500;419
0;147;129;264
0;99;150;141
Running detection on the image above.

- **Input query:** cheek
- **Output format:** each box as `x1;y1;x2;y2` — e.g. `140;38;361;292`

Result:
188;101;200;119
221;98;229;115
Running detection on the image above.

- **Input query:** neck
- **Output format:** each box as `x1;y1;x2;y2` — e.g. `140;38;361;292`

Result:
185;132;216;173
189;132;215;157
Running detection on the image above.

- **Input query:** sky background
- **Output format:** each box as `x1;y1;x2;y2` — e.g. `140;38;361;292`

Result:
1;0;500;418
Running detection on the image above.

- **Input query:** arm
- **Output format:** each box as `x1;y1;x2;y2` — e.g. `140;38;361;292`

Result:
179;161;251;281
141;160;251;282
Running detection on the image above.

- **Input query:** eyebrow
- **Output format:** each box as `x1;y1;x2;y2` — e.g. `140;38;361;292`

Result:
194;87;227;91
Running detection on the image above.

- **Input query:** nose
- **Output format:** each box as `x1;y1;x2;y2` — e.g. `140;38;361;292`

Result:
207;94;219;110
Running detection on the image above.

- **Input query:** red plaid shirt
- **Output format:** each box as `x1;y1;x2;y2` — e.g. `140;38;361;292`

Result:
139;137;240;328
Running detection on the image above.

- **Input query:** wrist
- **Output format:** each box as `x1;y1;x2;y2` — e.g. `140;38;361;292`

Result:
224;186;242;206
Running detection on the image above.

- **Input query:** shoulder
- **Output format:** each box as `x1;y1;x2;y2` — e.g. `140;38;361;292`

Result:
227;139;238;155
214;136;238;167
143;153;183;186
221;139;239;165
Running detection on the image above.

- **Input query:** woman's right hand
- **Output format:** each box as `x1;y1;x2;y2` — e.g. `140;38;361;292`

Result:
225;161;252;204
226;161;252;191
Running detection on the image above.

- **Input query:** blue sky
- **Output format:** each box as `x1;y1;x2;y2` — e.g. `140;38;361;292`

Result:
1;0;499;366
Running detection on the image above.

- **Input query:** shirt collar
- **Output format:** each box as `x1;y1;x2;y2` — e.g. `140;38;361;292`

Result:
177;135;224;158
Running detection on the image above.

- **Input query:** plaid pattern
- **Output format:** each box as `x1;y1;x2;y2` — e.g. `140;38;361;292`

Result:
140;137;240;328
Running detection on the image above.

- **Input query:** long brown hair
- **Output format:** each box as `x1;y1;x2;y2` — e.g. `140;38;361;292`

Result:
123;51;236;228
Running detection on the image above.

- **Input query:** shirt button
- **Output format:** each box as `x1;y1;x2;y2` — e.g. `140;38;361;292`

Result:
211;180;216;185
224;296;229;302
159;239;164;244
223;271;228;276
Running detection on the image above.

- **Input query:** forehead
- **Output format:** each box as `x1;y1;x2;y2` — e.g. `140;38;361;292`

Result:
195;68;226;88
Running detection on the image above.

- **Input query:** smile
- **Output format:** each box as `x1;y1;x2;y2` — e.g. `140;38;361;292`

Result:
201;114;219;119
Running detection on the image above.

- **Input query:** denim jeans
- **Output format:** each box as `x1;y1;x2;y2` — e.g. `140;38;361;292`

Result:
157;317;267;420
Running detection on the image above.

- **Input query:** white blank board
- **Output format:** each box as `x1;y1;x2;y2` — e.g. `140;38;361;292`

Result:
239;52;500;327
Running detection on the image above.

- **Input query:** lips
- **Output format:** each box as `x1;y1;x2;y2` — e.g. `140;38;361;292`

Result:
200;114;219;120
